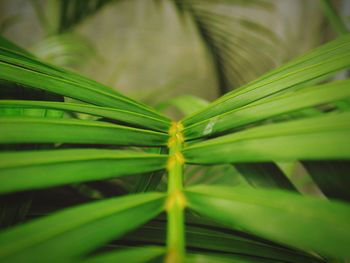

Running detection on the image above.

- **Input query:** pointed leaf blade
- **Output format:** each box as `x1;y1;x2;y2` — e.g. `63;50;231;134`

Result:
185;185;350;259
0;100;170;132
0;117;168;146
0;192;166;263
184;112;350;164
0;149;167;194
183;34;350;126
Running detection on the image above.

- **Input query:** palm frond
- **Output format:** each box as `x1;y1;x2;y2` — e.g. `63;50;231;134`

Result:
0;20;349;262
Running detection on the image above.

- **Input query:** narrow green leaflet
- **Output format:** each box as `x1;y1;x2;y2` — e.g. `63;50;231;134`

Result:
80;246;165;263
0;80;64;118
183;112;350;164
183;34;350;126
133;147;167;193
185;185;350;259
0;192;166;263
0;47;122;98
0;36;32;57
184;79;350;139
0;44;169;121
0;148;167;193
0;100;170;132
122;219;322;263
0;117;168;146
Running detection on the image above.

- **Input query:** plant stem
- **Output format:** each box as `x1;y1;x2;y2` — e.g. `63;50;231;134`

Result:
165;122;186;263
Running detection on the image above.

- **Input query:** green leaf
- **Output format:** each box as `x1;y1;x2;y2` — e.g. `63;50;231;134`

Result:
183;112;350;164
184;79;350;139
0;45;119;98
121;218;322;263
0;79;64;119
0;192;165;263
80;246;165;263
183;34;350;126
0;148;167;194
0;100;170;132
0;117;168;146
185;185;350;259
0;44;169;121
133;147;167;193
0;36;33;57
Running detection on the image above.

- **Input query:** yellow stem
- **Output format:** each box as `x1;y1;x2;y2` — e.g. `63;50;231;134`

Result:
165;121;186;263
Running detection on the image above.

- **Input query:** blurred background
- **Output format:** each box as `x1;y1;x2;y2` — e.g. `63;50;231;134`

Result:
1;0;349;116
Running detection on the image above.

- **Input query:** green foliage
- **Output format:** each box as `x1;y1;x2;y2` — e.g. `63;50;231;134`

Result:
185;185;350;258
184;112;350;163
183;34;350;126
0;193;165;262
183;79;350;139
0;149;167;194
0;117;168;145
0;26;350;263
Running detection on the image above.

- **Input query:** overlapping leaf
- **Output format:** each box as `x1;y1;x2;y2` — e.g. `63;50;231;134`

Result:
0;9;349;262
184;112;350;164
0;100;170;132
0;38;169;121
183;34;350;126
184;79;350;139
185;185;350;259
0;117;168;146
0;192;166;263
120;218;322;263
0;149;167;193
